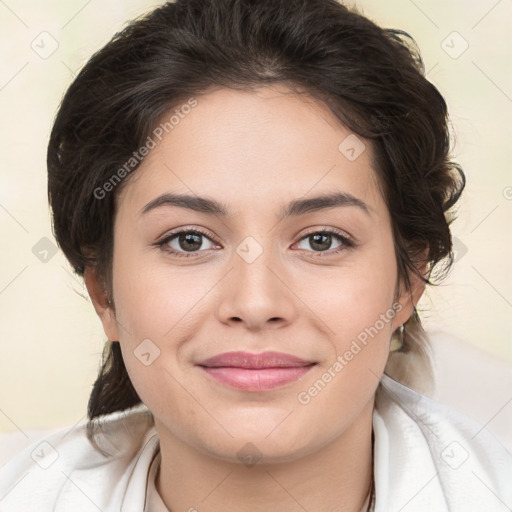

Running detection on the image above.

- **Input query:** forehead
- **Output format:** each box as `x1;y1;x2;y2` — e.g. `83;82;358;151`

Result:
117;85;385;219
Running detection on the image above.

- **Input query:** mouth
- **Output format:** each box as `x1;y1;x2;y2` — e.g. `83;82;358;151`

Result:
196;351;317;392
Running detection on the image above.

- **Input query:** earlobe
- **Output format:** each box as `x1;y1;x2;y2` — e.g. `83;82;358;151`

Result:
83;267;120;341
408;259;428;306
392;255;429;330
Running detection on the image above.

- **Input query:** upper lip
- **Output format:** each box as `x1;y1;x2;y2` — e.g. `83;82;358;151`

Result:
197;351;315;369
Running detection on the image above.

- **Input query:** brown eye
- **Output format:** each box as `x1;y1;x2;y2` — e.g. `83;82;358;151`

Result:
294;229;354;255
157;229;218;258
174;232;204;252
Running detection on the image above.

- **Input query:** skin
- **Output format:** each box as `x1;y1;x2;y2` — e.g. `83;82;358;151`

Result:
86;84;426;512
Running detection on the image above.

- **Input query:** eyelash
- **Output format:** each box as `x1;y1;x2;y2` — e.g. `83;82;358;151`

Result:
155;227;355;259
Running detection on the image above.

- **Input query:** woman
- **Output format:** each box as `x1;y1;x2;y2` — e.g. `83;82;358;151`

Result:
1;0;511;510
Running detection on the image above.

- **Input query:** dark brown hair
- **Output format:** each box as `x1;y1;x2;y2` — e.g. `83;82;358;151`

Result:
47;0;465;429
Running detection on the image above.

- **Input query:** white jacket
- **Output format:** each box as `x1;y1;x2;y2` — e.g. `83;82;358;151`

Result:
1;374;511;511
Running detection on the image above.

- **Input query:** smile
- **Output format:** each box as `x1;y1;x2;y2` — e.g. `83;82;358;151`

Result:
196;351;317;391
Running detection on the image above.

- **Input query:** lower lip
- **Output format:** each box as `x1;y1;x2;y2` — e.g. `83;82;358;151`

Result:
199;366;315;391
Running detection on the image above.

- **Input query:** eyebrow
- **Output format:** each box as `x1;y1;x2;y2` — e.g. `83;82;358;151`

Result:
140;191;373;220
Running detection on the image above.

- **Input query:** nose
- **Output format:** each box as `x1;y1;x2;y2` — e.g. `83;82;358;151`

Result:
215;237;299;331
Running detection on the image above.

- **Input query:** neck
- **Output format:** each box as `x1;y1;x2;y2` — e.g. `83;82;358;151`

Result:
155;400;374;512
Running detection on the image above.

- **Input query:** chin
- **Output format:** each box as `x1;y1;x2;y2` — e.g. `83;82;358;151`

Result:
204;440;312;467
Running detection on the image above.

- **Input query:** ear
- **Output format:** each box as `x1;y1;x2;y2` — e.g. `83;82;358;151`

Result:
391;252;429;330
84;266;120;341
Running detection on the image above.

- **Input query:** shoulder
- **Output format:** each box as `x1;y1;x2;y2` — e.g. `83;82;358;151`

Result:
0;404;158;512
373;374;512;511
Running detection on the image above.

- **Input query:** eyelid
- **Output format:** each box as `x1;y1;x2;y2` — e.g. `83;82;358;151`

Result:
155;226;356;258
297;226;354;245
155;226;217;246
155;226;220;257
292;227;355;254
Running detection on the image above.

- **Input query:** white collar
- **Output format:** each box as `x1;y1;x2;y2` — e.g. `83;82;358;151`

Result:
1;376;511;511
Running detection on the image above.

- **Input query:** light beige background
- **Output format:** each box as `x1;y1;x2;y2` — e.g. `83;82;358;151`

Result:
0;0;511;447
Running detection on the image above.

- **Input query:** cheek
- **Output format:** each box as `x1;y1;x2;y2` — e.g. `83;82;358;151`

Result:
109;225;400;458
307;246;398;347
306;243;398;390
292;262;398;438
111;244;208;339
110;249;220;404
328;268;397;343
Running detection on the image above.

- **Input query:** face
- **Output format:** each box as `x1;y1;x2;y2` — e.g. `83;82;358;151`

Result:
89;84;422;464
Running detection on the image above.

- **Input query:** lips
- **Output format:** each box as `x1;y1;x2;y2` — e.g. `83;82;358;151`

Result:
197;350;314;368
197;351;316;391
